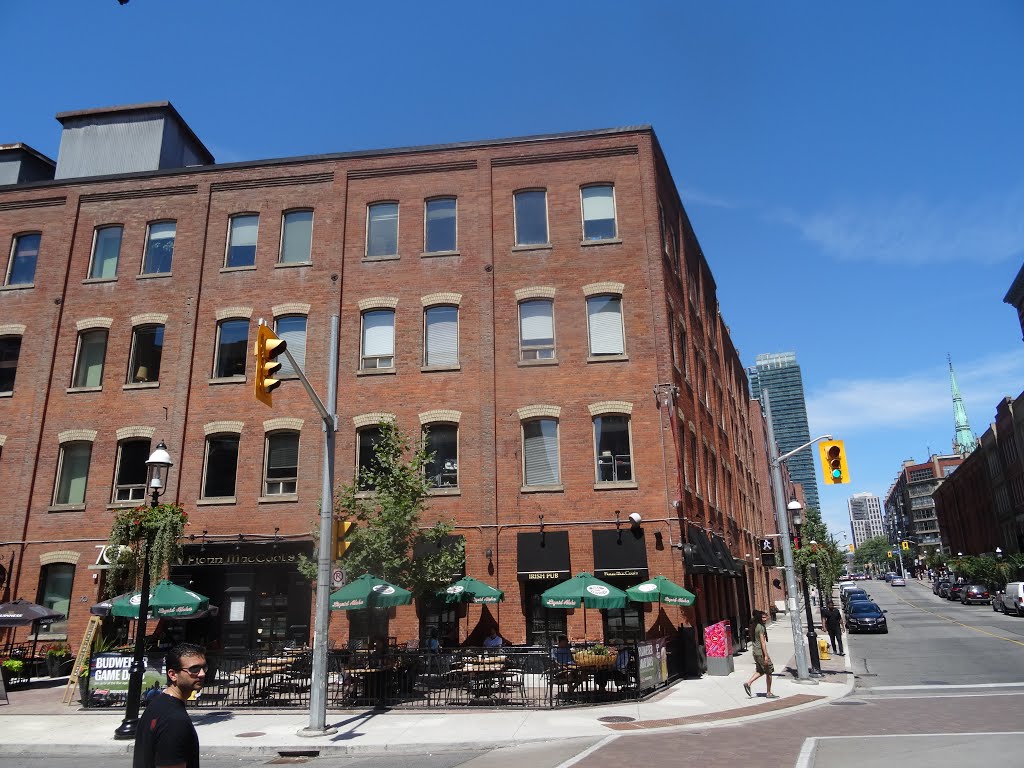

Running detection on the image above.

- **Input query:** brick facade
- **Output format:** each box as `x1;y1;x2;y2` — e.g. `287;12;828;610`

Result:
0;120;776;654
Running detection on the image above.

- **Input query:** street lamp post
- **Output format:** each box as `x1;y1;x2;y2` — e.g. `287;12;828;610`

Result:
113;441;173;741
791;501;822;676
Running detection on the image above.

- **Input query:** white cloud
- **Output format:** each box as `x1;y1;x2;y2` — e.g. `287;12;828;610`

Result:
806;351;1024;435
778;191;1024;266
680;187;737;209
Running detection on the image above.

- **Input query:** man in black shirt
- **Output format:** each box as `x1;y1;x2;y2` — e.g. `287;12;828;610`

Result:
821;601;844;656
133;642;206;768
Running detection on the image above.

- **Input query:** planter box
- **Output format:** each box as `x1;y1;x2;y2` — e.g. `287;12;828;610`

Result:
705;654;734;676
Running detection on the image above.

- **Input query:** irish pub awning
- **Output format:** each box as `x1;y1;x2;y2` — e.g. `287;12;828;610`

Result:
517;531;570;582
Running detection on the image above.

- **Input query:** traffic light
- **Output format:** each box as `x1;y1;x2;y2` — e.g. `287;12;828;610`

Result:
901;540;910;551
334;520;354;560
887;551;893;559
848;544;855;553
253;322;287;407
818;439;850;485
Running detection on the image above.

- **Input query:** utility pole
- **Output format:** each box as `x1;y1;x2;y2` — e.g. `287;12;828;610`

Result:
763;390;831;683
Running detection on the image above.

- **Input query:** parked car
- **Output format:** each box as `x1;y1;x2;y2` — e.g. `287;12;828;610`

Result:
891;576;907;586
947;583;966;601
841;589;869;607
960;585;990;605
846;601;888;633
937;581;953;598
996;582;1024;615
933;579;950;596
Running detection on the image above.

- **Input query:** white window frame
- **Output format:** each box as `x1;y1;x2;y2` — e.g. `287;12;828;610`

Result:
88;225;123;280
518;299;556;361
274;314;307;377
360;309;395;369
141;220;176;275
71;329;107;389
54;441;92;506
264;431;299;496
279;208;314;264
521;418;561;488
366;201;399;258
225;213;259;268
593;413;634;484
585;294;625;357
580;184;617;241
423;305;459;367
6;232;41;286
113;438;150;503
423;197;458;254
513;189;549;247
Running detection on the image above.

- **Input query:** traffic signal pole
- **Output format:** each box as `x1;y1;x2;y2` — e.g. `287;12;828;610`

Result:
255;317;339;737
763;390;832;683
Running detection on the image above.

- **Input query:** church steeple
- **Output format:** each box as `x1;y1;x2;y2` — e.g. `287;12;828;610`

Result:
948;355;977;455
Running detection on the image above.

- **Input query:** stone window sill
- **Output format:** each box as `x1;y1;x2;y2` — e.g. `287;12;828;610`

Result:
512;244;553;253
137;272;171;280
421;250;460;259
421;364;460;373
123;381;160;390
517;358;558;367
362;254;401;263
196;497;236;506
83;277;117;285
593;481;639;491
427;487;461;497
258;494;298;504
220;265;256;274
107;502;143;510
0;283;33;291
48;504;86;513
275;260;312;269
520;484;564;494
357;367;397;377
209;376;246;385
580;238;622;247
0;391;11;398
67;385;103;394
586;354;629;363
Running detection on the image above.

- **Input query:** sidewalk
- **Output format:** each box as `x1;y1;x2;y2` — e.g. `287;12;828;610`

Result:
0;613;852;757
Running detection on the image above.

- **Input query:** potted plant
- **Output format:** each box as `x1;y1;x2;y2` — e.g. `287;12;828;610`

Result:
574;643;616;668
2;658;25;687
45;642;74;677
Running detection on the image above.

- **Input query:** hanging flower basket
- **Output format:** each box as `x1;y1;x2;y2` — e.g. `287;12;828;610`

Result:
106;503;189;594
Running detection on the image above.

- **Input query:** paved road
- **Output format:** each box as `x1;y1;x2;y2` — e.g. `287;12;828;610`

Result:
13;581;1024;768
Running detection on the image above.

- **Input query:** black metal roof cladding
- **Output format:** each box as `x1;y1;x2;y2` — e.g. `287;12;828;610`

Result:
0;123;654;193
0;142;56;167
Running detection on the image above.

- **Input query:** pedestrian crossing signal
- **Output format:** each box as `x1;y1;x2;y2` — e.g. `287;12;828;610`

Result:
901;540;910;551
887;551;893;558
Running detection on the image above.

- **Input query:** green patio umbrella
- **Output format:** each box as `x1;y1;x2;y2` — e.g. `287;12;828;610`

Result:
98;580;211;619
540;572;627;638
329;574;412;610
626;575;696;607
439;576;505;605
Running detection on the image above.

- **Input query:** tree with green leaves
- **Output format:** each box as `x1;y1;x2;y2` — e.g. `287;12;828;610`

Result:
791;506;845;597
852;535;893;573
299;421;464;598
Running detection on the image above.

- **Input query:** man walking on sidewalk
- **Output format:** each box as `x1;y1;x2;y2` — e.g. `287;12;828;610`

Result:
743;609;777;699
821;601;844;656
134;642;206;768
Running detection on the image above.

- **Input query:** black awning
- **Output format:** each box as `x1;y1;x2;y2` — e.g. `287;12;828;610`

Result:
709;535;743;577
685;525;727;575
517;531;570;582
412;535;466;575
592;528;649;580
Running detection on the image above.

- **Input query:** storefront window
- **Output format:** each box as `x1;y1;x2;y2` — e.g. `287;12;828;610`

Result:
525;588;566;647
37;562;74;635
602;605;644;645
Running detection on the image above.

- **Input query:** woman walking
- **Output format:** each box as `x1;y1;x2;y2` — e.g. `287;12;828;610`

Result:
743;609;778;699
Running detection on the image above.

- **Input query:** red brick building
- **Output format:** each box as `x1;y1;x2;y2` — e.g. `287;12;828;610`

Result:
0;103;777;656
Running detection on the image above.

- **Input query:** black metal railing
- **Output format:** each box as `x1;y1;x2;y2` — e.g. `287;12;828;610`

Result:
81;645;664;709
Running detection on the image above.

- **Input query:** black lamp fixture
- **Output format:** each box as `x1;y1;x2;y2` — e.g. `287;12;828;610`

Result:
787;495;822;677
113;440;173;740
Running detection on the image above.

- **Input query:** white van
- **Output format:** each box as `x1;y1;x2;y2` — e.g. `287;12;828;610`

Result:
997;582;1024;615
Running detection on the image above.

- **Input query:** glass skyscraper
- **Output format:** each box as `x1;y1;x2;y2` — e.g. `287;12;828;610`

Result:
747;352;821;511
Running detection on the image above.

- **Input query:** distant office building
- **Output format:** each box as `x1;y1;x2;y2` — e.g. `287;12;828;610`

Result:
848;492;884;547
748;352;820;511
885;455;964;551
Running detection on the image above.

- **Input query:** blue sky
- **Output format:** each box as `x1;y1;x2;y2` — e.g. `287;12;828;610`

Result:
6;1;1023;540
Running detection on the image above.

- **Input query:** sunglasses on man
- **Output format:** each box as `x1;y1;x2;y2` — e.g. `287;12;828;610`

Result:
176;664;208;675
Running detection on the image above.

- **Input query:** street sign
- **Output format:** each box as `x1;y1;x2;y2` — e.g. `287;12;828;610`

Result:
331;568;346;588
